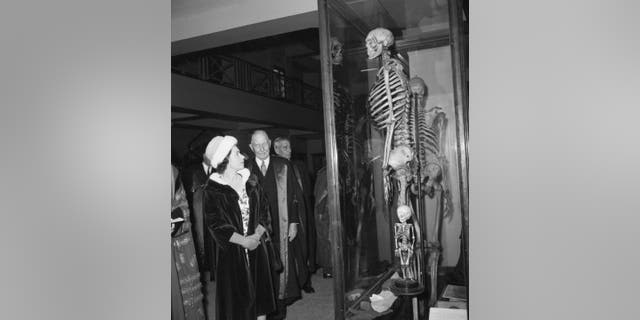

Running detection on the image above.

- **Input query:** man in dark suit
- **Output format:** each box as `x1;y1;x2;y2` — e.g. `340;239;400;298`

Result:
273;136;316;293
247;130;308;320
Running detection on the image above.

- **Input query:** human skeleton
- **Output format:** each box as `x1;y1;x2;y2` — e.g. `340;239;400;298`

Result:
331;37;358;200
365;28;413;204
408;76;450;306
365;27;450;306
394;205;416;280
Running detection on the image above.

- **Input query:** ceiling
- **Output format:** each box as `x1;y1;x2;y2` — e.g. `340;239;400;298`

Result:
172;5;318;55
171;0;236;18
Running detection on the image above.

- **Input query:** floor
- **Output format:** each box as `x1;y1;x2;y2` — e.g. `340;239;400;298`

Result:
287;273;335;320
202;272;335;320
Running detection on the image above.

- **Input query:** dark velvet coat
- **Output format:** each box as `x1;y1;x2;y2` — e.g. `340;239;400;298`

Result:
290;158;316;273
247;156;308;302
204;172;277;320
313;166;332;273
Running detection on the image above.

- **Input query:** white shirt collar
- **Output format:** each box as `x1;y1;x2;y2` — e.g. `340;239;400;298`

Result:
202;162;211;174
256;156;270;169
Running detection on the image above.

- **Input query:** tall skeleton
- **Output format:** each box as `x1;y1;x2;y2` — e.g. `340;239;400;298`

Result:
365;27;450;306
366;28;423;289
333;37;374;276
409;77;449;306
332;37;357;197
365;28;413;205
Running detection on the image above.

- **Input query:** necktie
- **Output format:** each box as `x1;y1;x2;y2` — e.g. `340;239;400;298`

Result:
260;161;267;176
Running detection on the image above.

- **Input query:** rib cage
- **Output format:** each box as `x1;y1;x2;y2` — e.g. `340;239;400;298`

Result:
334;81;352;155
367;58;411;173
417;107;446;174
333;81;356;191
368;60;409;131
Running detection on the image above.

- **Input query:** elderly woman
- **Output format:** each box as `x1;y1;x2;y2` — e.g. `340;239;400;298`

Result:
203;135;277;320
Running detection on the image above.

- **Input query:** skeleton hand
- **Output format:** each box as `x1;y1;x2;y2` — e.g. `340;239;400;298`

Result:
424;180;435;198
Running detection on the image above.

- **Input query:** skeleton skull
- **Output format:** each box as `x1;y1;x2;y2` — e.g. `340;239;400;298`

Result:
388;145;414;170
397;205;412;223
365;28;394;60
330;37;343;65
409;77;427;97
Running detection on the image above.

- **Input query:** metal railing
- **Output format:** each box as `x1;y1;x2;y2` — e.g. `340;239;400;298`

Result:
172;53;322;110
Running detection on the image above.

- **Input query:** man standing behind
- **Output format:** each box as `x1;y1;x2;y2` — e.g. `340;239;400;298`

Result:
248;130;308;320
273;136;316;293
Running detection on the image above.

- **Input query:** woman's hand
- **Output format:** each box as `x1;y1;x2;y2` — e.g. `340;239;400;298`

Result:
246;232;261;242
255;224;266;237
230;232;259;250
242;236;260;250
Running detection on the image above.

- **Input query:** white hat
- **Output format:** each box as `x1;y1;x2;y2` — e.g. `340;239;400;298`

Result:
204;136;238;168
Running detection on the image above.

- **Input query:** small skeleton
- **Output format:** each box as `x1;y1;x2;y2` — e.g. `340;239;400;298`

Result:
394;205;416;281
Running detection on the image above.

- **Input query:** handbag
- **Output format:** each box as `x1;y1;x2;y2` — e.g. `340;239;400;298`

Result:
264;233;283;273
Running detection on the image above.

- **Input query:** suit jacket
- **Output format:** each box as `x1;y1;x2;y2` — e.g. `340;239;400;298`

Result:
290;159;311;198
246;156;307;300
286;157;316;271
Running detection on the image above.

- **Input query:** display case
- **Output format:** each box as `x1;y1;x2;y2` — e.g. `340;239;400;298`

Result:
317;0;468;319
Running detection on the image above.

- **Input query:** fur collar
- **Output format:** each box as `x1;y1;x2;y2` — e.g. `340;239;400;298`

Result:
209;168;251;186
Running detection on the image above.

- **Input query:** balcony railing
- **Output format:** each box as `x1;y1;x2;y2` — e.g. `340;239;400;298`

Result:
172;53;322;110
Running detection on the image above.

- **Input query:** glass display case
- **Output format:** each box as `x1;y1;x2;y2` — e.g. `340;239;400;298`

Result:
317;0;468;319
